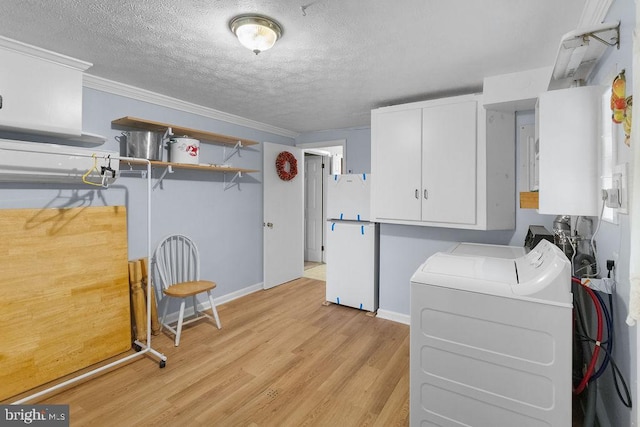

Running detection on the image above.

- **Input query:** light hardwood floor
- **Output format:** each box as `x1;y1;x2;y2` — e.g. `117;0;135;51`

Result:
36;277;410;426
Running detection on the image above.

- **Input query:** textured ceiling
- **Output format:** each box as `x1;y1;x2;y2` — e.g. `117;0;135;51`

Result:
0;0;587;134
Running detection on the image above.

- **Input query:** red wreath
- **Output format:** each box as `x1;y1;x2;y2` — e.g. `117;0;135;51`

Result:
275;151;298;181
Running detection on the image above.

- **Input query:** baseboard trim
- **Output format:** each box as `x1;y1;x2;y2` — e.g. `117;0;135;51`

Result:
162;282;263;325
376;309;410;325
161;286;412;327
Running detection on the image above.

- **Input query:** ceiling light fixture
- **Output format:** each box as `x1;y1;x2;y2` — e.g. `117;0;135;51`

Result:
229;14;283;55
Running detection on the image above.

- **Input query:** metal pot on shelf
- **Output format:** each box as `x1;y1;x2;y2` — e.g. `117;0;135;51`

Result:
167;136;200;164
123;130;164;161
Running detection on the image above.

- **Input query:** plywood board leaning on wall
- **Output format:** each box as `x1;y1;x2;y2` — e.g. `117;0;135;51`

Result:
0;206;131;401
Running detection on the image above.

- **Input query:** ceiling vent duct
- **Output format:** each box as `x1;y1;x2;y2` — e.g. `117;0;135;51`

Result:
0;139;119;186
549;21;620;90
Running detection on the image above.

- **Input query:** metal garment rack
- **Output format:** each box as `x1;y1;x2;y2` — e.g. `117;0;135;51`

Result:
0;147;167;404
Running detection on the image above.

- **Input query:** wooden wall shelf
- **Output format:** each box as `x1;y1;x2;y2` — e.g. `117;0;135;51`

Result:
121;159;258;174
112;116;259;147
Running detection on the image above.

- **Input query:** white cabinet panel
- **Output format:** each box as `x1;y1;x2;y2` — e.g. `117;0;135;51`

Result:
371;108;422;221
0;37;91;137
538;86;603;216
422;100;476;224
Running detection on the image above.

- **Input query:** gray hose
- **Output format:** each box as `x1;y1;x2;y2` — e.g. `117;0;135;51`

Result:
583;382;597;427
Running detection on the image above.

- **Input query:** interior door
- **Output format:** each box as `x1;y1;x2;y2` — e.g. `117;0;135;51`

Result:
304;154;323;262
263;142;304;289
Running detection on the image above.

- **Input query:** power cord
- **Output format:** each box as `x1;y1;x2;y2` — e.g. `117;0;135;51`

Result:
604;261;632;408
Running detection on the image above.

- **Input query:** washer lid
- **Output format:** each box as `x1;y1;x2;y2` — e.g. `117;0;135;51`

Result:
449;242;526;259
421;253;517;283
410;240;572;305
411;252;518;298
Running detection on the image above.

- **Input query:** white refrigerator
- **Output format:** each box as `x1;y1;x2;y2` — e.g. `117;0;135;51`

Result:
326;174;379;312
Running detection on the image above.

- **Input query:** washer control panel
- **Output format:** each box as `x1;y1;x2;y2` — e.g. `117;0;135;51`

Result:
513;239;572;303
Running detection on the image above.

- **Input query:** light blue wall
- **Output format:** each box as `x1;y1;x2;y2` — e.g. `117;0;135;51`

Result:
585;0;635;424
0;87;295;303
295;127;371;174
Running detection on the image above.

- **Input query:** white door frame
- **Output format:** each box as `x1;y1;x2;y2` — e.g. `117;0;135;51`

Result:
297;139;346;265
304;154;324;263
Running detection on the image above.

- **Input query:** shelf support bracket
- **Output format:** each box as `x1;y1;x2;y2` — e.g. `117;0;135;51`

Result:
223;141;243;164
120;169;147;179
153;165;174;190
224;171;242;191
121;162;147;179
585;23;620;49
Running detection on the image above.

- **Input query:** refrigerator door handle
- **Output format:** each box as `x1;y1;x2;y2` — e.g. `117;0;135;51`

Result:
415;189;419;199
424;189;428;200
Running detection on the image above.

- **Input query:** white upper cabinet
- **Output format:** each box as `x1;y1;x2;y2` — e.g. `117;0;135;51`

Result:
371;94;515;230
0;36;91;137
538;85;604;217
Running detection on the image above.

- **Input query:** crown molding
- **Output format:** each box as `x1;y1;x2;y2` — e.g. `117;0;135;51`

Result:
82;74;299;139
577;0;613;27
0;36;92;71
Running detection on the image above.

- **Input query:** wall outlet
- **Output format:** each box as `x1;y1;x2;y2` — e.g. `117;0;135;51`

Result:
613;163;628;214
604;187;620;208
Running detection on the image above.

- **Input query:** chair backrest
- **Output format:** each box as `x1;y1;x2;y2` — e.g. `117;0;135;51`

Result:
153;234;201;290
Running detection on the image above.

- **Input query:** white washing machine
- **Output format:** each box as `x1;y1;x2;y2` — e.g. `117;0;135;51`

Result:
410;240;572;426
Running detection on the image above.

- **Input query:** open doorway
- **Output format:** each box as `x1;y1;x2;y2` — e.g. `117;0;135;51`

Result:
298;140;345;282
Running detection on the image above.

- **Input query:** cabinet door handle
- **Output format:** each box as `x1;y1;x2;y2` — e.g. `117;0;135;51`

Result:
415;189;419;199
0;95;3;109
424;189;428;200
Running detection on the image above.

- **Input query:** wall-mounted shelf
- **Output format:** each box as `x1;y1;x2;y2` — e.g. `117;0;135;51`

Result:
112;117;259;147
121;159;257;173
120;159;258;190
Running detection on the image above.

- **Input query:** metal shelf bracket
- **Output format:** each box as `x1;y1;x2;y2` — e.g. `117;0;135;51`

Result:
153;165;174;190
223;140;243;164
121;161;147;179
224;171;242;191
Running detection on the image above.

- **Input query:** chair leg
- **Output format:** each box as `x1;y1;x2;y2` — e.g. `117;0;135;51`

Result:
175;299;186;346
192;295;199;316
207;290;221;329
160;296;170;333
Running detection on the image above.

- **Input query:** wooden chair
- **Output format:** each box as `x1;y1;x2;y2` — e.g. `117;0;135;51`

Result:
153;234;221;346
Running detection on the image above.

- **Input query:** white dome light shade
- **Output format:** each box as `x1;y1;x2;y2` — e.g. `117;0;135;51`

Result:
229;15;283;55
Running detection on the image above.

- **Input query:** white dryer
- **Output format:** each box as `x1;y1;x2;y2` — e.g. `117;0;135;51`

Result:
410;240;572;426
